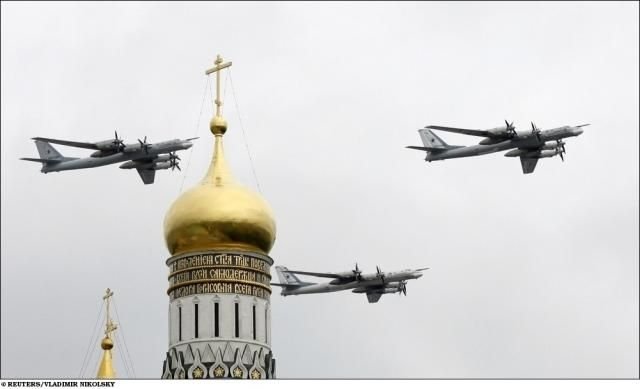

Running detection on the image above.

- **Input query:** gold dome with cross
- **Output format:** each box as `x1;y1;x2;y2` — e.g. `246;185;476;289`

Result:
163;55;276;255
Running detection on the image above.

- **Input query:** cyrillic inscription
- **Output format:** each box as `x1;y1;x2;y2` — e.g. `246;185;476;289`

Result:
167;252;273;300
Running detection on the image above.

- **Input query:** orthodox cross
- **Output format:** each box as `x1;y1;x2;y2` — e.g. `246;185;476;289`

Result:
205;55;232;117
103;288;118;338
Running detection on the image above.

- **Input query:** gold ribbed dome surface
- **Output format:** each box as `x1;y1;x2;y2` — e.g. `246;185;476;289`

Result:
163;118;276;256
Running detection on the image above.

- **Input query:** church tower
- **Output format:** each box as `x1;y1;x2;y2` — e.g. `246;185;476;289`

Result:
161;55;277;379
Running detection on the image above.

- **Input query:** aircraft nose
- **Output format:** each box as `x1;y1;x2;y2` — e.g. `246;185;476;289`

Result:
573;128;584;136
184;141;193;149
415;272;423;278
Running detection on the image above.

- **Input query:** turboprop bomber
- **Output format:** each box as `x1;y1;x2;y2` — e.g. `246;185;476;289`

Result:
406;121;588;174
21;132;196;184
271;264;428;303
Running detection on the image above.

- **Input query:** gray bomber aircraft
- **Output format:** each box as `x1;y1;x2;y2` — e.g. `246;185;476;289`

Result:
271;264;428;303
21;132;196;184
406;121;588;174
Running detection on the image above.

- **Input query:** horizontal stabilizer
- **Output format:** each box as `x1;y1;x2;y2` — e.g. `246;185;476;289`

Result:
406;145;449;153
271;283;304;289
20;157;63;164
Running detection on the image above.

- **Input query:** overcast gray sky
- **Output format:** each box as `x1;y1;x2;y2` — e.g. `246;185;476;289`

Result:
1;1;638;379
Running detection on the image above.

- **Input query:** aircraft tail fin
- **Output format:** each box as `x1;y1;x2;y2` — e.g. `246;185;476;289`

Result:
274;266;309;286
21;140;76;167
35;140;65;160
407;129;463;156
271;266;315;293
418;129;461;150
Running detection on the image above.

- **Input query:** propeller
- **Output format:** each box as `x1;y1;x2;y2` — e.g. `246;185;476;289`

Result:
167;152;181;171
504;120;516;136
352;263;362;281
398;280;407;296
557;140;566;153
112;131;125;152
137;136;151;154
376;266;386;284
531;122;542;141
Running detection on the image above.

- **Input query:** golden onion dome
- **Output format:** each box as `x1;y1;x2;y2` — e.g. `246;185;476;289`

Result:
163;115;276;256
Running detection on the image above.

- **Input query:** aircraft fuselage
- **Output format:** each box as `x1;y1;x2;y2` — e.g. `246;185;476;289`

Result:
41;140;193;173
281;270;423;296
426;126;583;162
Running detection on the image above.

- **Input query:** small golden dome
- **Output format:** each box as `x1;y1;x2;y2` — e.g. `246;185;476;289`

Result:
163;133;276;255
101;337;114;350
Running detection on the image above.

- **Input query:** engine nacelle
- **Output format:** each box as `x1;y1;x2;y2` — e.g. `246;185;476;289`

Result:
152;162;172;170
351;286;401;294
537;149;560;158
504;149;526;157
94;140;118;151
487;126;510;136
120;160;174;170
120;161;150;169
504;149;560;158
540;141;561;150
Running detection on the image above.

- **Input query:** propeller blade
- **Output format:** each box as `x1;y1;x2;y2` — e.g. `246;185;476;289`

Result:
560;153;564;162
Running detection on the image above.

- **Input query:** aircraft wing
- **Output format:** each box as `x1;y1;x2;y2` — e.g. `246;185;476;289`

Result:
425;126;491;137
365;291;383;303
281;269;345;279
32;137;100;150
136;168;156;185
519;156;539;174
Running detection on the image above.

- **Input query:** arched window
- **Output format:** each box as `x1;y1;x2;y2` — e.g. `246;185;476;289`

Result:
214;301;220;337
265;303;269;343
234;302;240;338
178;306;183;342
252;305;257;340
194;303;199;339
